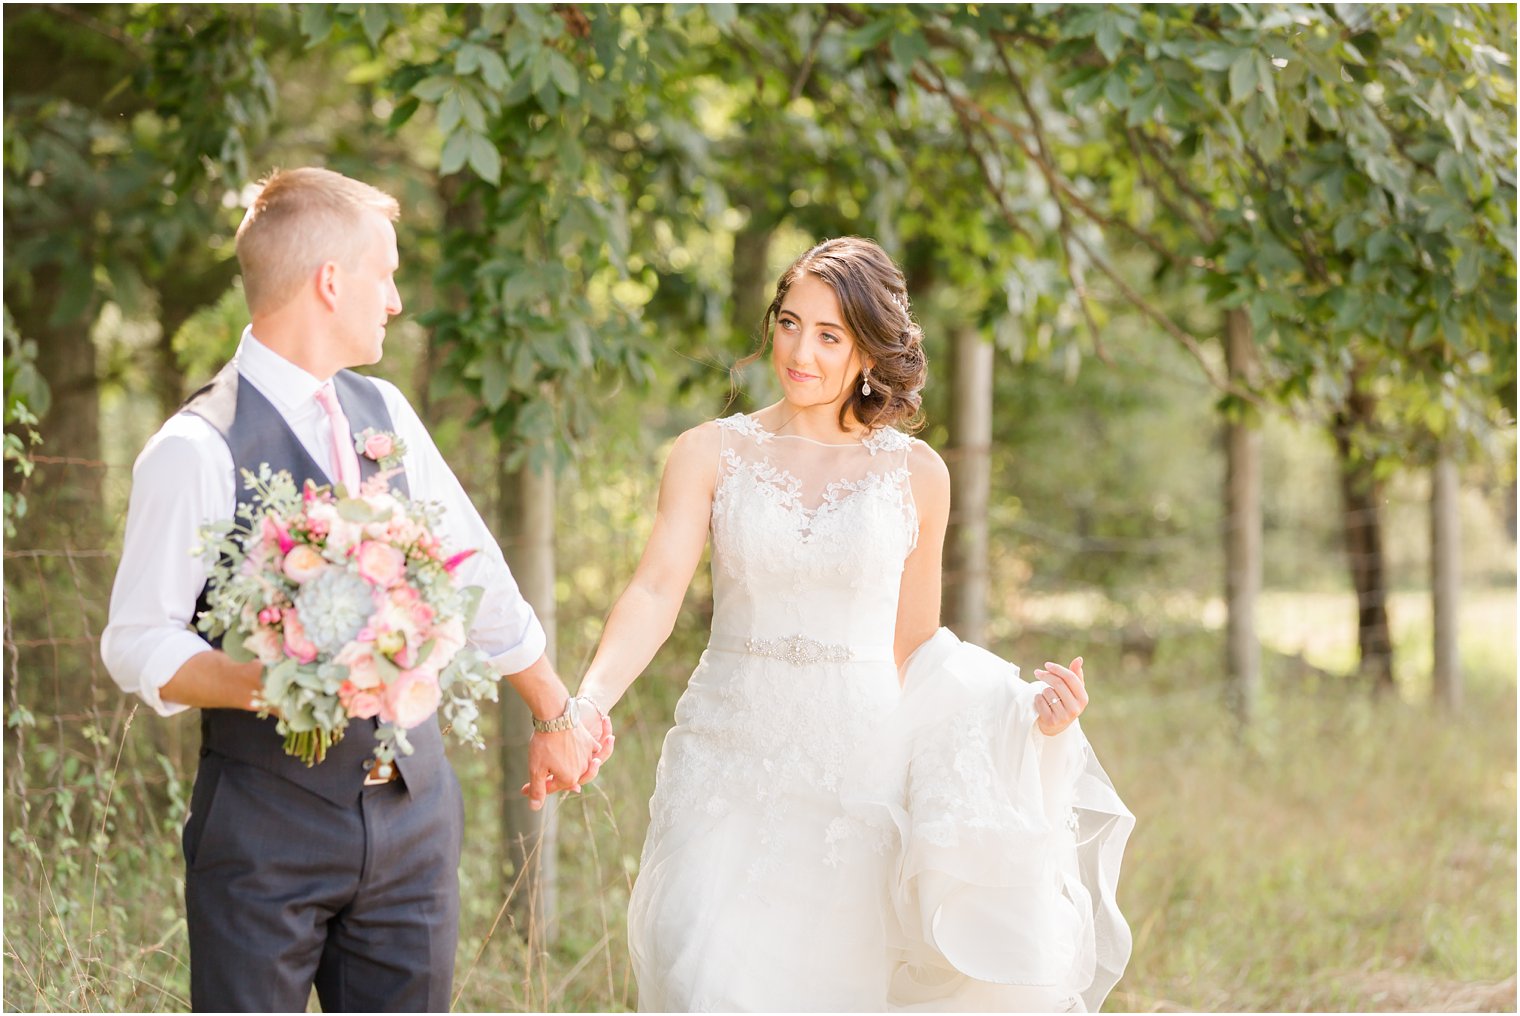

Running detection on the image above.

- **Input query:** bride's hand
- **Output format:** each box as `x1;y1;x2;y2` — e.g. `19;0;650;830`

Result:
1033;657;1087;736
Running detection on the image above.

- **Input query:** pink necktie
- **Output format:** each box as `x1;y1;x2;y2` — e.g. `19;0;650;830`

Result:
314;382;362;494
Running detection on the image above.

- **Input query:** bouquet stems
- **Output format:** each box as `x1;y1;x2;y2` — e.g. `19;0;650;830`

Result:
284;728;343;767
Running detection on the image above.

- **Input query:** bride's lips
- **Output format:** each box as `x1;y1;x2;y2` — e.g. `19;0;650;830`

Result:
786;368;817;383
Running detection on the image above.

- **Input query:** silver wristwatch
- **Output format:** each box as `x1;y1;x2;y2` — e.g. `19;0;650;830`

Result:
532;695;581;734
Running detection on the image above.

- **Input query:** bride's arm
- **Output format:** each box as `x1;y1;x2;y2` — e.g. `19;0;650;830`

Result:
894;441;1089;735
576;422;719;713
894;440;951;670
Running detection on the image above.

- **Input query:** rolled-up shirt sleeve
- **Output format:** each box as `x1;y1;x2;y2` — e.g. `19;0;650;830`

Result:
101;416;233;717
378;383;548;676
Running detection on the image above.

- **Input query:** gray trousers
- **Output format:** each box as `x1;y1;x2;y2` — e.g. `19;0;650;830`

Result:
183;753;464;1012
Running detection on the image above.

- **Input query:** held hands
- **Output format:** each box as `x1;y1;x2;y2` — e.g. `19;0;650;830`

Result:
521;700;616;811
1033;657;1088;736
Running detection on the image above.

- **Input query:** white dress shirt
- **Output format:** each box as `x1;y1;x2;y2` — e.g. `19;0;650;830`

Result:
102;328;548;717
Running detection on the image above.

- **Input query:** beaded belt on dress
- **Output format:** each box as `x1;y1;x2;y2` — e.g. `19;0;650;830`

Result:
707;633;894;665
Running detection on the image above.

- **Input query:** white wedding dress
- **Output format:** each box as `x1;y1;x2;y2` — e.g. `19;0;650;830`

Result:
628;415;1133;1012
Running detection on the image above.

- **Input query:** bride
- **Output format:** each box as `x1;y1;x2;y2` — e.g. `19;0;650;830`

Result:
565;237;1133;1011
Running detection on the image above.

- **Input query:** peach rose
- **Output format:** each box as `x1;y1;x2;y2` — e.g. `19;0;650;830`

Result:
339;681;383;719
355;541;407;589
381;668;441;729
282;544;329;585
244;626;283;665
282;609;318;664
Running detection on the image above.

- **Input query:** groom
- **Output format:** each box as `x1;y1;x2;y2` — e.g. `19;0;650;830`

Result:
101;167;610;1011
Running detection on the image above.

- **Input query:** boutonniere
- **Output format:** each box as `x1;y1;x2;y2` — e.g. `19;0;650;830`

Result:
354;428;406;470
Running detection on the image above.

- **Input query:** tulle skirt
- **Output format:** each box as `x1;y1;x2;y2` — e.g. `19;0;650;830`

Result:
628;629;1134;1012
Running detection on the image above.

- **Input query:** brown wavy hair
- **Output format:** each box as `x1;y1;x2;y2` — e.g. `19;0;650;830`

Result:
734;236;927;433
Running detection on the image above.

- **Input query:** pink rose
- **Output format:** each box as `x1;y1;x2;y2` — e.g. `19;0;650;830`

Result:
282;609;318;664
339;681;383;719
428;617;467;669
363;432;395;460
390;585;436;629
282;544;328;585
336;642;383;689
355;540;407;589
381;669;441;729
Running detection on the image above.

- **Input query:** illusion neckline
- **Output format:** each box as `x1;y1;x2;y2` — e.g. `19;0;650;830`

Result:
741;413;878;448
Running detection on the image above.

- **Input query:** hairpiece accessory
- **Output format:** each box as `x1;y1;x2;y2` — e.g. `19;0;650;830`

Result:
860;367;873;398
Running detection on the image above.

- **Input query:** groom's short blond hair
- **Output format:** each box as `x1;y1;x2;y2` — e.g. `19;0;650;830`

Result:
235;167;400;315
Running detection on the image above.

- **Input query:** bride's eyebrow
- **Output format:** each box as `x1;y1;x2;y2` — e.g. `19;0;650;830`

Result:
780;308;848;332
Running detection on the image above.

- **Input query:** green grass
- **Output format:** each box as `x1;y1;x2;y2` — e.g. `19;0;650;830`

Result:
4;588;1515;1012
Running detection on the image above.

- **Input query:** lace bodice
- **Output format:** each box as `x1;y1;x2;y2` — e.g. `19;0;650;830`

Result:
641;413;922;878
709;413;918;653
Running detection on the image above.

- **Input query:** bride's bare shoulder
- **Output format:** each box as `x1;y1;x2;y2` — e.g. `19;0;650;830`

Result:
659;421;723;492
904;438;950;528
671;420;723;458
905;437;950;486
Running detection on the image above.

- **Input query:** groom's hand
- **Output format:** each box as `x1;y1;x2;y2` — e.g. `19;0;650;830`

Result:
521;707;615;806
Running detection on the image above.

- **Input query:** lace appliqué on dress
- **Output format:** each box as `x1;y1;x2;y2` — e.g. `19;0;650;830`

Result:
907;704;1029;848
715;412;773;443
862;426;913;456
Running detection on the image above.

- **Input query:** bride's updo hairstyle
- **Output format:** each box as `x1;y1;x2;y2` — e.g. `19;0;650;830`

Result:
740;236;927;433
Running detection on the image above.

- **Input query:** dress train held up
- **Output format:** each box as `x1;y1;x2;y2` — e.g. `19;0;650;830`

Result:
628;415;1134;1012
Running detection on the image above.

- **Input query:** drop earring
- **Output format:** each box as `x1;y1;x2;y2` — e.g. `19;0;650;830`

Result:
860;368;873;398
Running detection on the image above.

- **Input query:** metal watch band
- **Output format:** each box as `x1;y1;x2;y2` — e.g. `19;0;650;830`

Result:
532;695;579;734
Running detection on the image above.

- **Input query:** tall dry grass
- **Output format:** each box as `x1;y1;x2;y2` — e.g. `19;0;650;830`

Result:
4;588;1514;1012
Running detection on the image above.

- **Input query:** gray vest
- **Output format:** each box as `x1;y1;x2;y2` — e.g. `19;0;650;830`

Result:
184;361;446;805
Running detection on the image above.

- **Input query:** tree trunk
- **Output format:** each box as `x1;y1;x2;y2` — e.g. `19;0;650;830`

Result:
150;250;239;417
944;325;993;645
726;212;775;416
1431;445;1461;711
497;454;560;945
17;261;103;544
1331;382;1395;695
1224;309;1262;726
731;216;774;349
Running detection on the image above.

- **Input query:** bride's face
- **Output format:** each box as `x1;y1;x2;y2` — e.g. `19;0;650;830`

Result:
771;273;868;412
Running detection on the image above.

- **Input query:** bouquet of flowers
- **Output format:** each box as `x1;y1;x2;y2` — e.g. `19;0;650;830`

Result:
195;461;500;769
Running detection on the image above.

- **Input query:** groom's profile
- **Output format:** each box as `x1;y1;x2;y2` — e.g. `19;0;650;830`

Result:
101;167;607;1012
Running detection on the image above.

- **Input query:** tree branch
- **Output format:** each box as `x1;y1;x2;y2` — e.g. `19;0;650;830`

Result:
1124;128;1220;244
908;54;1262;400
790;10;833;103
915;65;1032;245
1066;229;1243;395
1132;128;1220;226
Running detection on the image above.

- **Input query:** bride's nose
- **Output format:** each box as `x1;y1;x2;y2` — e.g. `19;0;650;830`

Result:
793;335;824;368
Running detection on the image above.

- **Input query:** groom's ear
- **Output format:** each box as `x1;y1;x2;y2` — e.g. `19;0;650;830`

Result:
315;261;341;312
